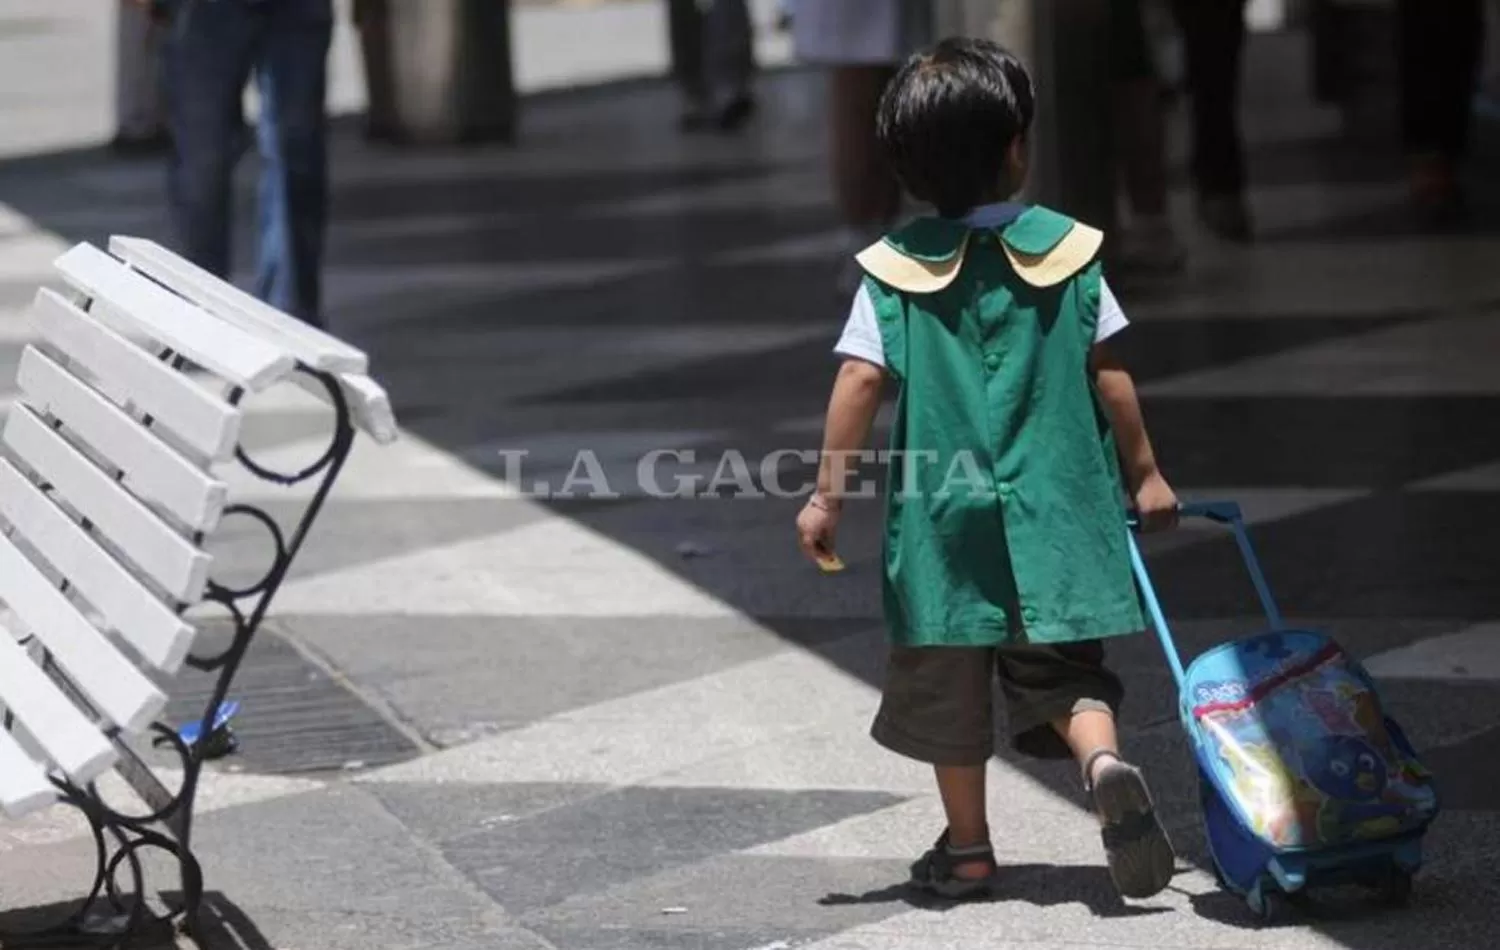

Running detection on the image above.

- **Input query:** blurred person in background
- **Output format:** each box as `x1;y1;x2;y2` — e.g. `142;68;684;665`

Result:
1398;0;1484;225
1169;0;1253;241
787;0;932;294
667;0;757;132
1112;0;1186;273
113;0;170;155
148;0;333;327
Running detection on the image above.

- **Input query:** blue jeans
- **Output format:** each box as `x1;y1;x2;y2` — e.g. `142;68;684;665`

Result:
165;0;333;325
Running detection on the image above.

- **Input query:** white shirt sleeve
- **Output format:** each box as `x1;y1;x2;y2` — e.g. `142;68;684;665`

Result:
832;282;887;367
1095;277;1129;343
832;276;1127;366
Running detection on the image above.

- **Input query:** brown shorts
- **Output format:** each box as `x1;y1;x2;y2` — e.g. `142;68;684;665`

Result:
870;641;1125;765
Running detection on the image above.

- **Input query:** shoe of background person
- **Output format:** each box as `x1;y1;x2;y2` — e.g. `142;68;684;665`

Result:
1115;214;1187;275
678;95;712;133
1408;152;1468;231
681;94;757;134
1197;193;1253;243
714;94;756;133
108;129;172;157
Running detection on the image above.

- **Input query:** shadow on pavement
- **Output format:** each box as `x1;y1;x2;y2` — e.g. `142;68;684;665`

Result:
1184;883;1442;940
0;892;271;950
821;862;1175;920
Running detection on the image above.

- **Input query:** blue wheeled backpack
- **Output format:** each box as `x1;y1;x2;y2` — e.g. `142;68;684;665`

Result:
1127;501;1440;920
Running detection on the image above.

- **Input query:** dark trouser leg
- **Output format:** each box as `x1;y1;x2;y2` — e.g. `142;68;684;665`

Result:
702;0;755;115
1112;0;1170;218
827;64;900;291
165;0;261;283
1169;0;1249;199
828;65;900;230
253;0;334;326
667;0;707;109
1398;0;1484;162
354;0;397;141
116;0;168;141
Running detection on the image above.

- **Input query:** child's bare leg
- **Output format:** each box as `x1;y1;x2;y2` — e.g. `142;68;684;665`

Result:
1050;706;1175;899
1050;708;1121;786
934;764;992;880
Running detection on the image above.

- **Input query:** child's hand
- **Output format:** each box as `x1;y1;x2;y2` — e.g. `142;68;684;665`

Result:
796;495;844;571
1134;471;1179;532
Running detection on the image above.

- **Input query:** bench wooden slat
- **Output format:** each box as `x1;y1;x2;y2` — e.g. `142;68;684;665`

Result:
30;289;242;463
289;371;399;445
333;373;399;445
53;244;296;392
3;407;211;603
0;460;196;674
18;347;229;532
0;534;168;733
0;729;56;819
109;236;370;375
0;624;116;785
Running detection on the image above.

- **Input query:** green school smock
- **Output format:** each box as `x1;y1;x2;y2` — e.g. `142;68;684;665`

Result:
855;206;1146;648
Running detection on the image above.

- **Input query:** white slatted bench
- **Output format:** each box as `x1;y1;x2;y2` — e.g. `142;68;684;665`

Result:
0;238;396;945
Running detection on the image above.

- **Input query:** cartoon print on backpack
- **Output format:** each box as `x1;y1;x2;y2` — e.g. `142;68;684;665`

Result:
1268;692;1435;847
1197;646;1438;851
1300;733;1410;841
1303;681;1434;799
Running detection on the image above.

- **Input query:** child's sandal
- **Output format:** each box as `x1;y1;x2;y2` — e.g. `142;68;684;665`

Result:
1084;750;1176;899
908;829;998;900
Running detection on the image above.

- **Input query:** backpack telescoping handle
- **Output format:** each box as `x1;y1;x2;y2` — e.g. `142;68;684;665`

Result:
1126;501;1285;690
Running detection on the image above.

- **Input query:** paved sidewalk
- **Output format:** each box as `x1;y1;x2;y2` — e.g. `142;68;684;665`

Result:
2;4;1500;950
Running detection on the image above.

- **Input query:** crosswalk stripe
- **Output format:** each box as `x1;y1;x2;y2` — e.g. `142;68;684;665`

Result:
361;637;881;787
1365;623;1500;682
0;769;322;851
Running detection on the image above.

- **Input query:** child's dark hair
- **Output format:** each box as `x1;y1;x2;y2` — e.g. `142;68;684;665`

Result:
876;37;1036;218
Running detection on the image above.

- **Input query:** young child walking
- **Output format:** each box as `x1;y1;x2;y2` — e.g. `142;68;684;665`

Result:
796;37;1180;901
